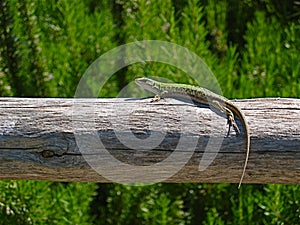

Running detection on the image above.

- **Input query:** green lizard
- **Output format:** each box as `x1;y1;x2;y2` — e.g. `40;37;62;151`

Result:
135;77;250;188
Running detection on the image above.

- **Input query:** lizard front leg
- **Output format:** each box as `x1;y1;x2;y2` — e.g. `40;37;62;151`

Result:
150;91;168;102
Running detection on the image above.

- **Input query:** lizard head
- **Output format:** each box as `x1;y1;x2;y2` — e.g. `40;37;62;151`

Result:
135;77;160;94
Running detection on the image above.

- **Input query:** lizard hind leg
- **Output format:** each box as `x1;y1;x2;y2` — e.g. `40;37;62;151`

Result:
211;100;240;137
227;113;240;137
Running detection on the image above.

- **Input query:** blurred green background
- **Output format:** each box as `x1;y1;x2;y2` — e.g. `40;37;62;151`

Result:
0;0;299;224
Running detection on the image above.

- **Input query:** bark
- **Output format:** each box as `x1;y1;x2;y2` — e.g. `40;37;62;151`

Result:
0;97;299;185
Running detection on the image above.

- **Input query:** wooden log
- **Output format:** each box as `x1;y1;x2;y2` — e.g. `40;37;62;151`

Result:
0;97;299;185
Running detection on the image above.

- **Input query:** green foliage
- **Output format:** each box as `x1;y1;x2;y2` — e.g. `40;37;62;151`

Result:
0;0;116;97
118;0;179;88
38;0;116;97
0;0;299;224
240;11;300;98
0;174;299;223
1;0;298;98
258;185;300;224
177;0;216;85
0;180;97;224
93;184;185;225
0;0;26;96
90;183;300;224
4;0;50;96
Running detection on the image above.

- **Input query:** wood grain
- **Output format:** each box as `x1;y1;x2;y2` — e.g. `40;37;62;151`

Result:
0;97;299;185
